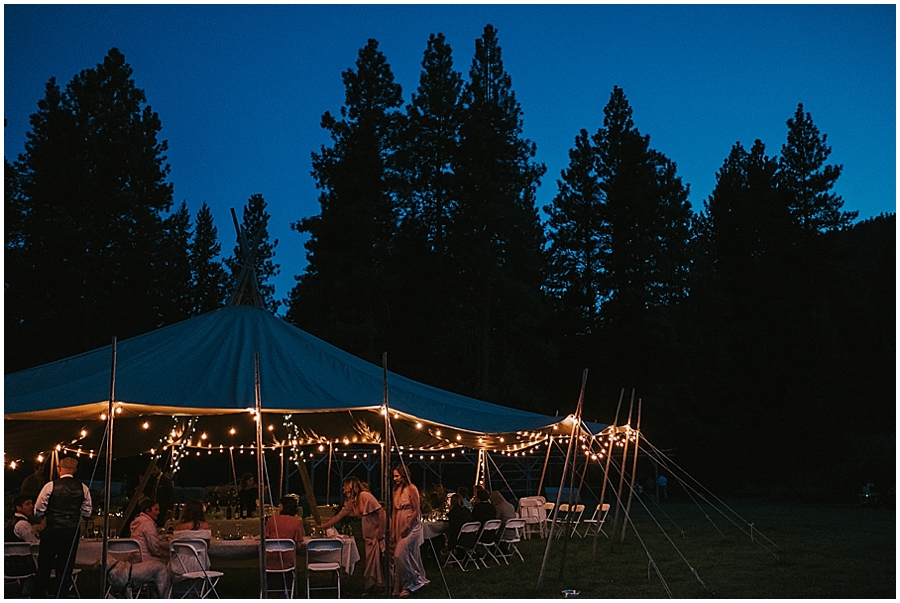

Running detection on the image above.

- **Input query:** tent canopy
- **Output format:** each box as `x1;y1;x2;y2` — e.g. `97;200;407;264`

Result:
6;306;592;459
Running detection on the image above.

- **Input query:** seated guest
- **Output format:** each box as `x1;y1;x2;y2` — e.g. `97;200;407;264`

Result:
471;488;496;525
265;496;305;570
169;500;212;593
265;496;306;596
489;490;516;531
5;494;38;595
456;486;473;510
127;499;170;597
6;494;39;543
446;494;472;551
173;499;212;539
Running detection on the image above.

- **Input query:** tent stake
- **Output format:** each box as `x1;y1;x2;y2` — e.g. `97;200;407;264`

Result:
99;336;116;598
537;368;587;589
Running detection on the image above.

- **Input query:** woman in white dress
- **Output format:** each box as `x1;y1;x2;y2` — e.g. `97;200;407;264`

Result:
391;465;429;597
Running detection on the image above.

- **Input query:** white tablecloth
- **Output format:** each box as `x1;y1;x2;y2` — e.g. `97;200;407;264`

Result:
422;521;448;541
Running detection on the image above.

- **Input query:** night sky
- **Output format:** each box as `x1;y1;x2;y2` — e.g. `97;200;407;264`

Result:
5;4;895;308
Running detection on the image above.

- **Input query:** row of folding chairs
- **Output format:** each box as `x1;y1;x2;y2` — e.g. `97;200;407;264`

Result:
443;518;526;572
517;498;612;540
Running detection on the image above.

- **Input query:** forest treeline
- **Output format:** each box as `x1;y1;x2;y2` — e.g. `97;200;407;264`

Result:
5;27;894;498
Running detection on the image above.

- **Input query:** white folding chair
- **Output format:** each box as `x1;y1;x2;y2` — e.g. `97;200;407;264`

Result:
262;538;297;599
497;518;525;563
442;522;481;572
169;538;222;598
518;497;547;539
474;519;502;567
104;538;147;598
578;503;610;538
305;538;343;598
5;542;37;598
553;503;585;538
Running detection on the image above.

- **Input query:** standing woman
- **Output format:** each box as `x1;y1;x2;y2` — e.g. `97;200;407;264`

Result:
391;465;429;597
317;477;386;592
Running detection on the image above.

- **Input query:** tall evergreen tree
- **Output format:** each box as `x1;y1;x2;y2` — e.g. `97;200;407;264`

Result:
447;24;548;404
544;128;607;337
225;193;280;313
389;32;465;386
700;139;790;285
288;39;404;361
190;202;228;315
9;48;173;372
777;103;856;234
592;86;692;316
158;200;193;323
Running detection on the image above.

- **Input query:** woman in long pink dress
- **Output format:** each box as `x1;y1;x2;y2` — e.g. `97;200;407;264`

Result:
391;465;429;597
317;477;386;591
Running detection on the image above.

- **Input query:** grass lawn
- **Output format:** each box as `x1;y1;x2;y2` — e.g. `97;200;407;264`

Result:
62;499;895;598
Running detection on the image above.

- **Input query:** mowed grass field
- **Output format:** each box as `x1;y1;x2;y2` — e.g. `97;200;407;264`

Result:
64;499;895;598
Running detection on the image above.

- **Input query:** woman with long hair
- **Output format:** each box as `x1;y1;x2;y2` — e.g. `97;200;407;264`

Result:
318;476;386;592
390;464;429;597
173;500;211;532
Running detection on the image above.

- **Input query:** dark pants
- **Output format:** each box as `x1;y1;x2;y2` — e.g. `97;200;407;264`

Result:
34;526;79;598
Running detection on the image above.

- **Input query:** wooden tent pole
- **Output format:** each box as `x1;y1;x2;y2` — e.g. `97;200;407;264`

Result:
537;434;553;497
326;442;333;505
537;369;588;589
381;352;392;598
610;389;635;542
254;353;267;597
593;388;624;559
620;398;642;542
100;337;116;598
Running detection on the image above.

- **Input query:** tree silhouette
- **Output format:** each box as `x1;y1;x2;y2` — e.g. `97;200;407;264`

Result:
190;202;229;315
448;24;549;404
288;39;404;360
778;103;857;235
8;48;173;372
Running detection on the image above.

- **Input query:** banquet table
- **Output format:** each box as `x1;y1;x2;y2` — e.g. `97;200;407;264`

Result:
422;520;448;541
75;534;360;574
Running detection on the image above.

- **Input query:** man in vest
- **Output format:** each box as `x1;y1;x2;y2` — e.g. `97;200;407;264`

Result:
33;456;92;598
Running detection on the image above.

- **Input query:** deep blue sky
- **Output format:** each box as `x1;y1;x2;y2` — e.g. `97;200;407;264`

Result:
5;4;895;308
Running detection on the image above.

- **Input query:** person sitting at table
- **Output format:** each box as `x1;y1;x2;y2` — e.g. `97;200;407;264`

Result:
169;499;212;593
471;488;496;525
317;476;386;593
489;490;516;532
172;500;212;541
127;498;169;597
456;486;473;510
265;496;305;569
446;493;472;552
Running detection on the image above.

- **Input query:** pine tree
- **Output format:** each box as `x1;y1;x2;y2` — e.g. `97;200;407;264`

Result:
593;86;692;316
448;24;548;403
10;48;173;370
225;193;280;313
158;200;193;323
545;128;608;337
700;139;790;285
190;202;228;315
387;32;465;386
288;38;404;361
778;103;856;234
